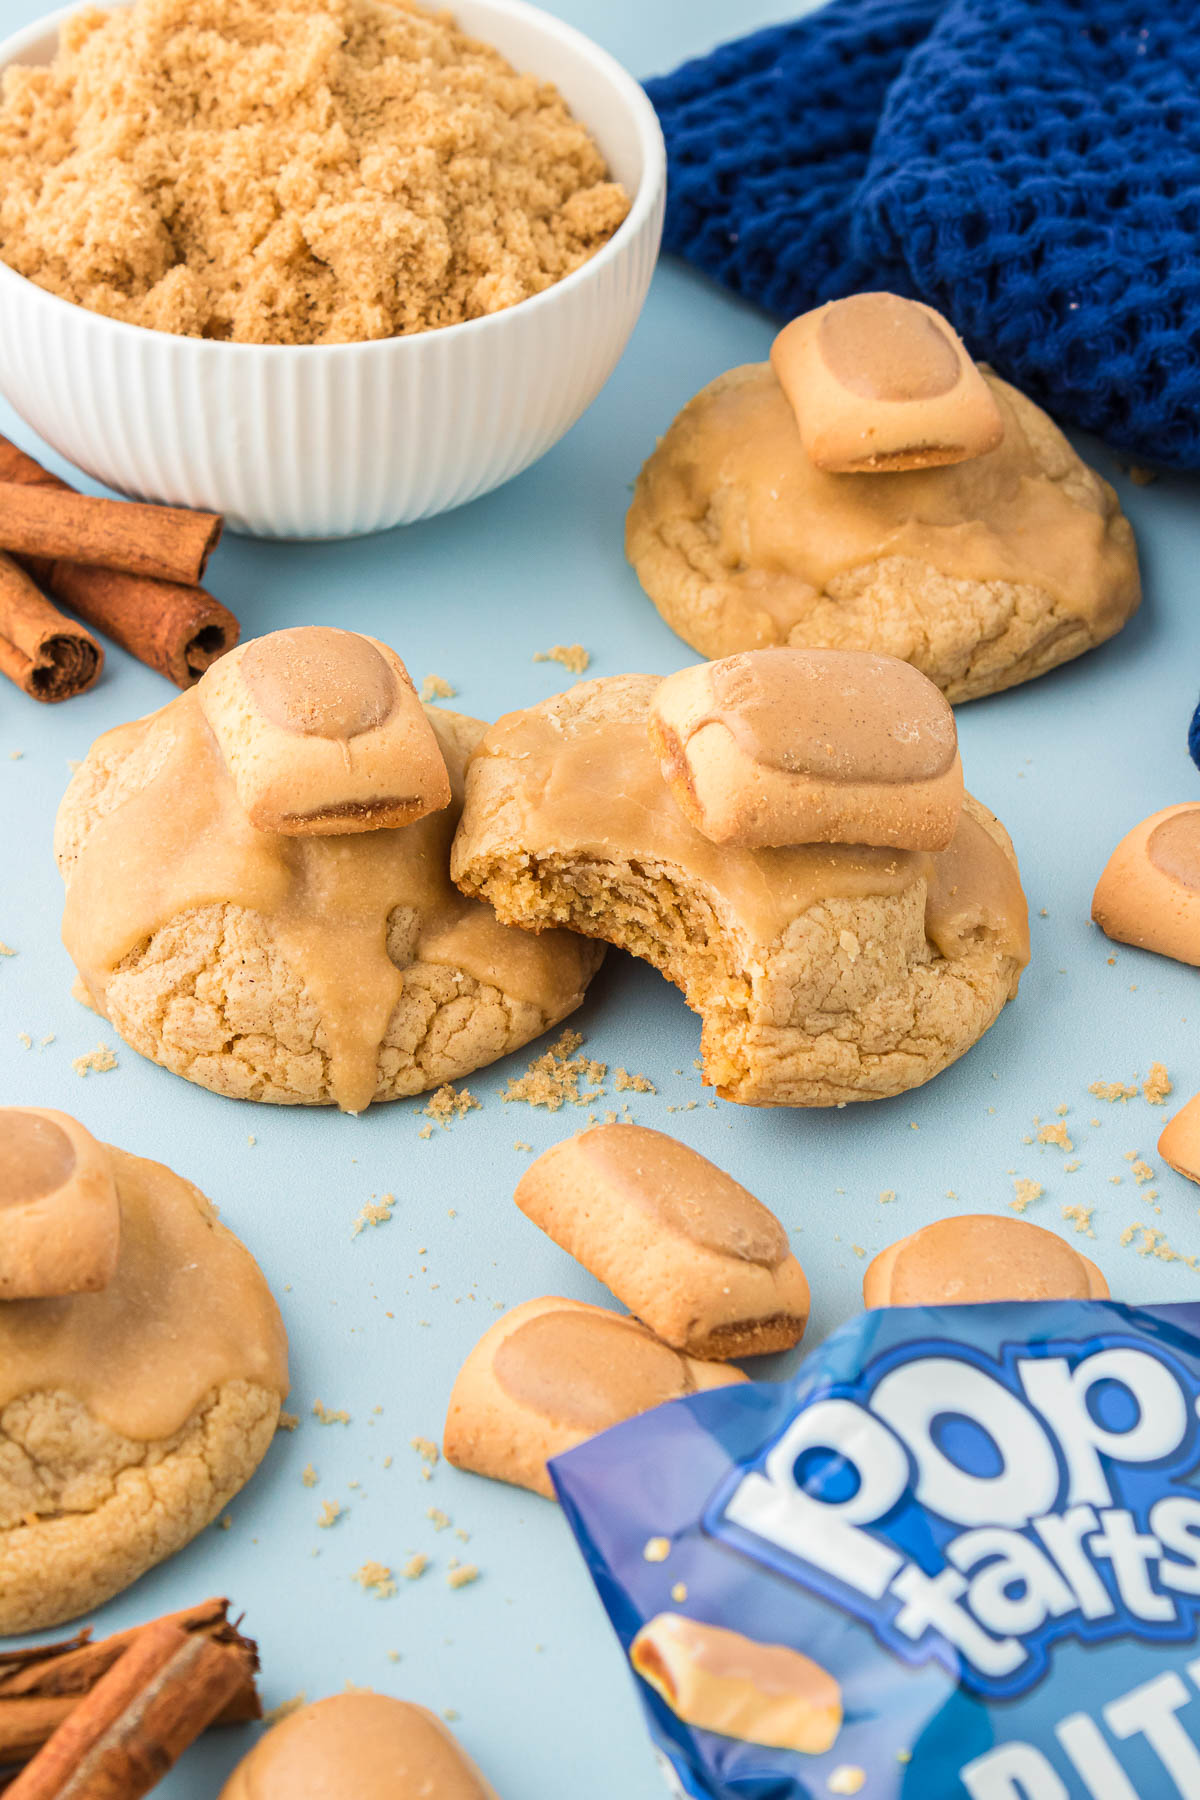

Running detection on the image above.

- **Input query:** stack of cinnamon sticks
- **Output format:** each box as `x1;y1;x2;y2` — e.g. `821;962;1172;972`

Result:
0;437;239;703
0;1598;260;1797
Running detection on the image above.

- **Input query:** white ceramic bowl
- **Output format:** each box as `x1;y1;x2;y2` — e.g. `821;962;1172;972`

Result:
0;0;664;537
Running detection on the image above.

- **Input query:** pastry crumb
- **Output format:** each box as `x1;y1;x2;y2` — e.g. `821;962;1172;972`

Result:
412;1436;440;1467
427;1508;452;1531
828;1770;866;1796
1037;1122;1073;1151
1089;1079;1139;1103
613;1067;655;1094
642;1537;671;1563
533;644;590;675
352;1193;395;1235
0;941;15;956
1010;1178;1043;1214
354;1562;397;1599
72;1041;117;1076
317;1499;342;1528
670;1582;688;1604
421;1084;480;1129
447;1564;479;1589
502;1030;607;1111
302;1463;318;1488
313;1399;351;1425
403;1553;429;1580
1061;1204;1095;1237
420;674;457;704
1144;1063;1173;1105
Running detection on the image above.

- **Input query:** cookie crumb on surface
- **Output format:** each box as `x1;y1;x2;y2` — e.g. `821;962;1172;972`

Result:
0;941;14;956
428;1508;451;1531
1145;1063;1173;1104
420;674;457;704
502;1030;607;1110
277;1411;299;1432
828;1770;866;1796
353;1193;396;1235
1037;1122;1073;1151
533;644;590;674
403;1553;429;1580
1061;1204;1095;1237
1010;1178;1043;1214
72;1042;117;1076
313;1399;351;1425
613;1067;655;1094
354;1562;397;1599
447;1564;479;1589
670;1582;688;1603
317;1499;342;1528
302;1463;318;1488
412;1436;440;1467
642;1536;671;1563
1089;1079;1140;1103
421;1084;480;1129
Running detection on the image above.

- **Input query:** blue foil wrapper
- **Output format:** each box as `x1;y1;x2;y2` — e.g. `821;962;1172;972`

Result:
552;1300;1200;1800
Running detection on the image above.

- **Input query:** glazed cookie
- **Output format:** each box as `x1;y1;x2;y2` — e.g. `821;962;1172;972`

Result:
0;1108;287;1633
626;294;1140;702
55;627;601;1113
220;1693;499;1799
863;1214;1109;1308
443;1297;746;1499
451;654;1029;1106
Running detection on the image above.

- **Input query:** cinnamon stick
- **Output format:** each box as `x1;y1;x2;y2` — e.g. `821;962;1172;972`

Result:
0;439;238;689
0;553;102;703
0;1600;259;1773
0;484;222;586
4;1622;247;1800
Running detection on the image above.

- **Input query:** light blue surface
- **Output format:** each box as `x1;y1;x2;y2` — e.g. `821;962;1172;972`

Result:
1;1;1200;1794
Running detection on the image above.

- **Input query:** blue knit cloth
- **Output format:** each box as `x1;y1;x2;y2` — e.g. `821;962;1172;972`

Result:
645;0;1200;469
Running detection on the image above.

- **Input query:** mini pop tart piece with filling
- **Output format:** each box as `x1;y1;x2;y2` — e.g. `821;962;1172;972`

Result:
648;647;963;851
770;292;1004;473
514;1125;809;1360
630;1614;842;1755
1092;804;1200;966
442;1297;746;1499
197;625;451;835
0;1107;120;1298
863;1214;1109;1309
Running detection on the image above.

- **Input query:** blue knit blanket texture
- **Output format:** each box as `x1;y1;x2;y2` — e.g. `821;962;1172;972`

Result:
645;0;1200;468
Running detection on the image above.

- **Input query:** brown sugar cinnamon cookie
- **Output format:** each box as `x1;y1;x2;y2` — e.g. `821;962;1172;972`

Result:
626;295;1140;703
515;1125;809;1358
1092;804;1200;966
451;652;1029;1106
219;1693;500;1800
863;1214;1109;1308
443;1297;747;1499
0;1107;288;1633
54;626;601;1112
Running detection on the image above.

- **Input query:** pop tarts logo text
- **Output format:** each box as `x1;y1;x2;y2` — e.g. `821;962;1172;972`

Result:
709;1333;1200;1698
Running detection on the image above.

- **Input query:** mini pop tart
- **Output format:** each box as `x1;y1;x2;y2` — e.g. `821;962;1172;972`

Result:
0;1107;120;1298
1092;803;1200;965
197;625;451;835
647;648;963;852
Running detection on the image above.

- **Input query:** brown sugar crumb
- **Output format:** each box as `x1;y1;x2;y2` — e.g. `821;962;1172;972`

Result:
0;0;630;346
412;1436;440;1468
420;674;457;705
1144;1063;1173;1105
1122;1223;1200;1270
317;1499;342;1528
1089;1080;1139;1103
313;1400;351;1425
403;1553;429;1580
1038;1123;1073;1151
447;1564;480;1590
352;1193;395;1236
1010;1178;1043;1215
427;1507;452;1532
420;1084;480;1130
302;1463;318;1488
614;1068;656;1095
534;645;591;675
502;1030;607;1111
263;1693;307;1728
277;1412;299;1432
1131;1159;1155;1185
354;1562;398;1599
1061;1204;1095;1238
72;1042;117;1076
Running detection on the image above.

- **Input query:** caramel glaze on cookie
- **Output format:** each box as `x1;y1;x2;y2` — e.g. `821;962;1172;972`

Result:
626;350;1139;702
451;672;1028;1106
0;1135;287;1633
55;661;600;1114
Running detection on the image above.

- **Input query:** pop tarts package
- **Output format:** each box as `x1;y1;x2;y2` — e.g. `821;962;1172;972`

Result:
552;1299;1200;1800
